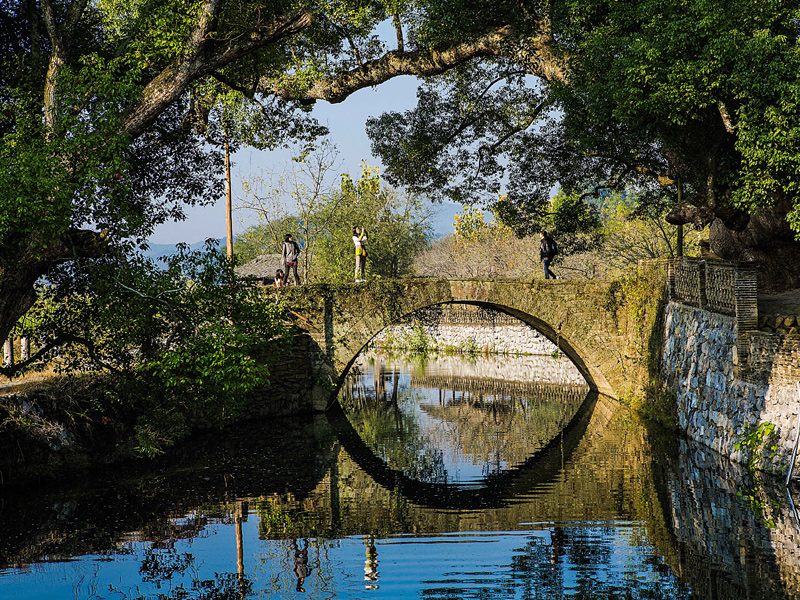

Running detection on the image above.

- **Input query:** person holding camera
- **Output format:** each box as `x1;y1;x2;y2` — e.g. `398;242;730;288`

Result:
353;226;368;282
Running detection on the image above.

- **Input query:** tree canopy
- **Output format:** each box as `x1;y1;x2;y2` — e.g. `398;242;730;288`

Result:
0;0;574;343
366;0;800;288
4;0;800;351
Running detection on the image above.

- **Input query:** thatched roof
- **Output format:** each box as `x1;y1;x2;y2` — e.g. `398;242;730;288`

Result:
235;253;283;281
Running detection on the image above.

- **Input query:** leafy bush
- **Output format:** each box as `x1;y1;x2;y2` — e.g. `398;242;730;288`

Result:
15;242;289;455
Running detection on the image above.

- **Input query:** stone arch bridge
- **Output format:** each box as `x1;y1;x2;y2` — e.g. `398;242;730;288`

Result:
277;278;657;412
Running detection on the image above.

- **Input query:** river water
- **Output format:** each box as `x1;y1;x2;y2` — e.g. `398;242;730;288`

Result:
1;352;800;599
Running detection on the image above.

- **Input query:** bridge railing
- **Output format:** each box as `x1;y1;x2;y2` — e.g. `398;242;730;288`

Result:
666;257;758;374
667;257;757;317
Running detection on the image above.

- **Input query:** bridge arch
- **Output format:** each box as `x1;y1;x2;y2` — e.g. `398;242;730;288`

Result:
340;299;614;398
284;278;637;408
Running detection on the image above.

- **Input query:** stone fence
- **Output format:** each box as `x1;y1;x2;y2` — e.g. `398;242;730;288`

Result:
667;257;758;375
656;257;800;473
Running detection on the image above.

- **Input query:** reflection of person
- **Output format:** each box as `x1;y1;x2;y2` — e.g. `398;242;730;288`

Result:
281;234;301;286
353;226;368;282
539;230;558;280
550;527;566;566
292;539;312;592
364;536;379;589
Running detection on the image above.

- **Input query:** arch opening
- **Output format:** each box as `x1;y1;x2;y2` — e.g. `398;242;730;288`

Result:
335;300;613;398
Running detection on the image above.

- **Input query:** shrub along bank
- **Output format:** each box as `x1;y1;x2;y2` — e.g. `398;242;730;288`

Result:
0;247;292;486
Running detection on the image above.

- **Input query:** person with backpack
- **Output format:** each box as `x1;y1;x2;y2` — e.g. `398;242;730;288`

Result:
539;230;558;280
281;233;302;286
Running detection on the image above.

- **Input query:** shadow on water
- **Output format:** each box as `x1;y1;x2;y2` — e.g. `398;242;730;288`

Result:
0;414;338;570
325;390;600;511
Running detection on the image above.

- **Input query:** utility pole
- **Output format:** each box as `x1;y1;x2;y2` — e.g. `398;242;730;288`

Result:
224;128;234;260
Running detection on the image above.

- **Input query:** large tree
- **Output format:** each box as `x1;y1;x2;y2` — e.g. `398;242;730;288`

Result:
367;0;800;290
0;0;566;344
9;0;794;354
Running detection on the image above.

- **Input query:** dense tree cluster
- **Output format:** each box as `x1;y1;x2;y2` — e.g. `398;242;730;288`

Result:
238;153;432;282
368;1;800;289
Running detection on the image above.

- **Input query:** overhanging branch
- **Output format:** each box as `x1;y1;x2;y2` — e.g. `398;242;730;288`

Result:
262;25;564;104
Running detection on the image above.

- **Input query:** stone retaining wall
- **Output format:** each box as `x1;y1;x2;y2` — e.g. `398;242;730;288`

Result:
662;302;800;473
373;322;560;356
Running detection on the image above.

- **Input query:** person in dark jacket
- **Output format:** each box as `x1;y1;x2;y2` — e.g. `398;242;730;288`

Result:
539;230;558;280
281;234;301;286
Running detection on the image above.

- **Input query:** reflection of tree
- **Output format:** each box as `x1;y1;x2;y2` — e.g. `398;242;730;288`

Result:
346;389;449;485
418;391;578;471
342;356;585;483
128;546;253;600
508;527;692;600
140;547;194;584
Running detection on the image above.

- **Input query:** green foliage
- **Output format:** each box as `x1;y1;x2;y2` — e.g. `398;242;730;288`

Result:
402;323;431;354
453;204;494;239
18;244;289;456
462;336;480;355
367;0;800;272
240;160;433;283
735;422;779;472
0;57;140;249
555;0;800;233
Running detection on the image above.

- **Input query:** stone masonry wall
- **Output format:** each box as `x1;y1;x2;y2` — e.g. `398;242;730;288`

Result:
663;439;800;598
662;302;800;473
373;322;561;356
243;333;317;417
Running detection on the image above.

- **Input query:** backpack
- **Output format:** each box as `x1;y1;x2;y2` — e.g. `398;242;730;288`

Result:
550;237;558;256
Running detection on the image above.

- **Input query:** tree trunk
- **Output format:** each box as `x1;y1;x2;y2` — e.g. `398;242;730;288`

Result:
0;263;45;347
709;201;800;292
3;339;13;368
0;229;109;345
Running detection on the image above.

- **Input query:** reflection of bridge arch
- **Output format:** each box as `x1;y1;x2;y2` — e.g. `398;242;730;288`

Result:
409;375;590;404
326;391;611;511
282;279;639;406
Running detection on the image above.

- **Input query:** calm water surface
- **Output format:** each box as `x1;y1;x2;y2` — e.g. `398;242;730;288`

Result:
1;352;799;599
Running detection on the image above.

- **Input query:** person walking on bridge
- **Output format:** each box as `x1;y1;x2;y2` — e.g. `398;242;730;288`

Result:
539;230;558;280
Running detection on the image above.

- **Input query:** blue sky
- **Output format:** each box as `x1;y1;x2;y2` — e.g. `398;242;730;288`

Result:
148;75;464;245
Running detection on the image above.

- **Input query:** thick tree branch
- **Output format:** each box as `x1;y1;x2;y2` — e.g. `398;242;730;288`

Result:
40;0;90;131
122;8;313;138
263;25;565;104
187;0;221;55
